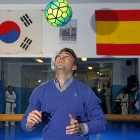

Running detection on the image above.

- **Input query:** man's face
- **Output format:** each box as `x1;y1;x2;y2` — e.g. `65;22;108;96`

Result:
8;86;12;91
54;51;77;74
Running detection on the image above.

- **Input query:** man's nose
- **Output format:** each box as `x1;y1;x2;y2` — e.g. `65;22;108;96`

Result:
60;55;65;59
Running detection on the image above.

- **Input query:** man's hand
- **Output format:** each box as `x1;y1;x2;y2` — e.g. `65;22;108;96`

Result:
27;110;42;130
66;114;81;134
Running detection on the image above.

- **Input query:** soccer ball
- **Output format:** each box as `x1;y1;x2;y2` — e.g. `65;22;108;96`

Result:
44;0;72;27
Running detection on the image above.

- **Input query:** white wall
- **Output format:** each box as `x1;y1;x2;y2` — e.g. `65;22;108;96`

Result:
2;0;140;4
1;3;140;58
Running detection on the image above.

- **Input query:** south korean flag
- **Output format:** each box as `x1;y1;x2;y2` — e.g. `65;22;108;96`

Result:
0;10;43;54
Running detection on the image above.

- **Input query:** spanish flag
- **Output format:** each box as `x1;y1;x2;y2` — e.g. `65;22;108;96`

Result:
96;10;140;55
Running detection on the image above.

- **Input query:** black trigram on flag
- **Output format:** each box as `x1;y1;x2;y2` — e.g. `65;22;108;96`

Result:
20;14;33;27
20;37;32;50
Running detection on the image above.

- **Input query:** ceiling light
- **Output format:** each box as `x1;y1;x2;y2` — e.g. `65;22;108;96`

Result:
81;58;87;61
35;59;44;63
88;67;93;70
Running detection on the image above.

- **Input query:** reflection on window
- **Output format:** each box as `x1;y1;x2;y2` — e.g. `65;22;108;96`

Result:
98;81;107;93
74;72;87;81
74;70;111;80
21;65;55;89
1;57;113;114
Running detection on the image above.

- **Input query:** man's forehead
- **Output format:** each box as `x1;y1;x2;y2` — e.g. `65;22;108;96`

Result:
59;51;71;55
55;50;74;60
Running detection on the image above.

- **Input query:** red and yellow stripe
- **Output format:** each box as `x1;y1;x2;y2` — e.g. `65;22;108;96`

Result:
96;10;140;55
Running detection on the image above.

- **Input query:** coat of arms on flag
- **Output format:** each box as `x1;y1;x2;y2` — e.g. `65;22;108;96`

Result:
95;10;140;55
0;10;43;54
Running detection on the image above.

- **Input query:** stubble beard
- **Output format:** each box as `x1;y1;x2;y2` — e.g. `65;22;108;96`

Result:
55;65;66;73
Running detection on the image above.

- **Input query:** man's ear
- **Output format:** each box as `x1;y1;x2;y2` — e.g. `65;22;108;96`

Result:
72;65;77;71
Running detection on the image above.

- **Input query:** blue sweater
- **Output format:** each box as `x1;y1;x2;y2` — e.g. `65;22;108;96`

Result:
21;79;107;140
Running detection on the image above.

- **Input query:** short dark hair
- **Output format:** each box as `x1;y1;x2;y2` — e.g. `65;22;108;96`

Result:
55;48;78;67
8;85;12;88
122;88;127;93
55;48;78;75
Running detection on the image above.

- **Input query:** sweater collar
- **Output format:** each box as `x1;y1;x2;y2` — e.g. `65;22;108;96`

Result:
54;76;73;92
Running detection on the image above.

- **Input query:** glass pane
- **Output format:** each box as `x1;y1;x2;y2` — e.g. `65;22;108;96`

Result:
1;57;138;115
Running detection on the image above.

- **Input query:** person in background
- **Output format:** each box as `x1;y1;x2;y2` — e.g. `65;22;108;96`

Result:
105;83;112;114
133;86;139;114
116;88;129;115
21;48;107;140
129;81;139;114
5;85;16;127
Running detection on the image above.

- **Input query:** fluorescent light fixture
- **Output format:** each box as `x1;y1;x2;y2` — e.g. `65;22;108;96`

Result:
35;59;44;63
81;58;87;61
88;67;93;70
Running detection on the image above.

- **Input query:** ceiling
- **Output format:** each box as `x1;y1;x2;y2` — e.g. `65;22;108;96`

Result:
1;57;51;65
0;57;128;64
77;58;128;71
0;0;140;4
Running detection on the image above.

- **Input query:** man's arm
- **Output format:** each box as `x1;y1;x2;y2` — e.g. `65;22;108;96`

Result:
83;88;107;135
27;110;42;130
66;88;107;135
21;87;42;132
66;114;89;135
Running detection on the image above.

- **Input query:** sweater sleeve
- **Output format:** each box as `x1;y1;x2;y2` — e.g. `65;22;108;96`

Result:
21;87;41;132
84;88;107;135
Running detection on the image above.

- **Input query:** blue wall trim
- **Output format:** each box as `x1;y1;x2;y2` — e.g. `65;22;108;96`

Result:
21;88;33;114
2;85;140;114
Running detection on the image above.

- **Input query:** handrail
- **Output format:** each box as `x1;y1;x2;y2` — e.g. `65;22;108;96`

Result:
0;114;140;121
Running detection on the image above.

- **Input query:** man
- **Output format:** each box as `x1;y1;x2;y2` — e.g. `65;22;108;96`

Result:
116;88;129;115
21;48;107;140
105;83;112;114
5;85;16;127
